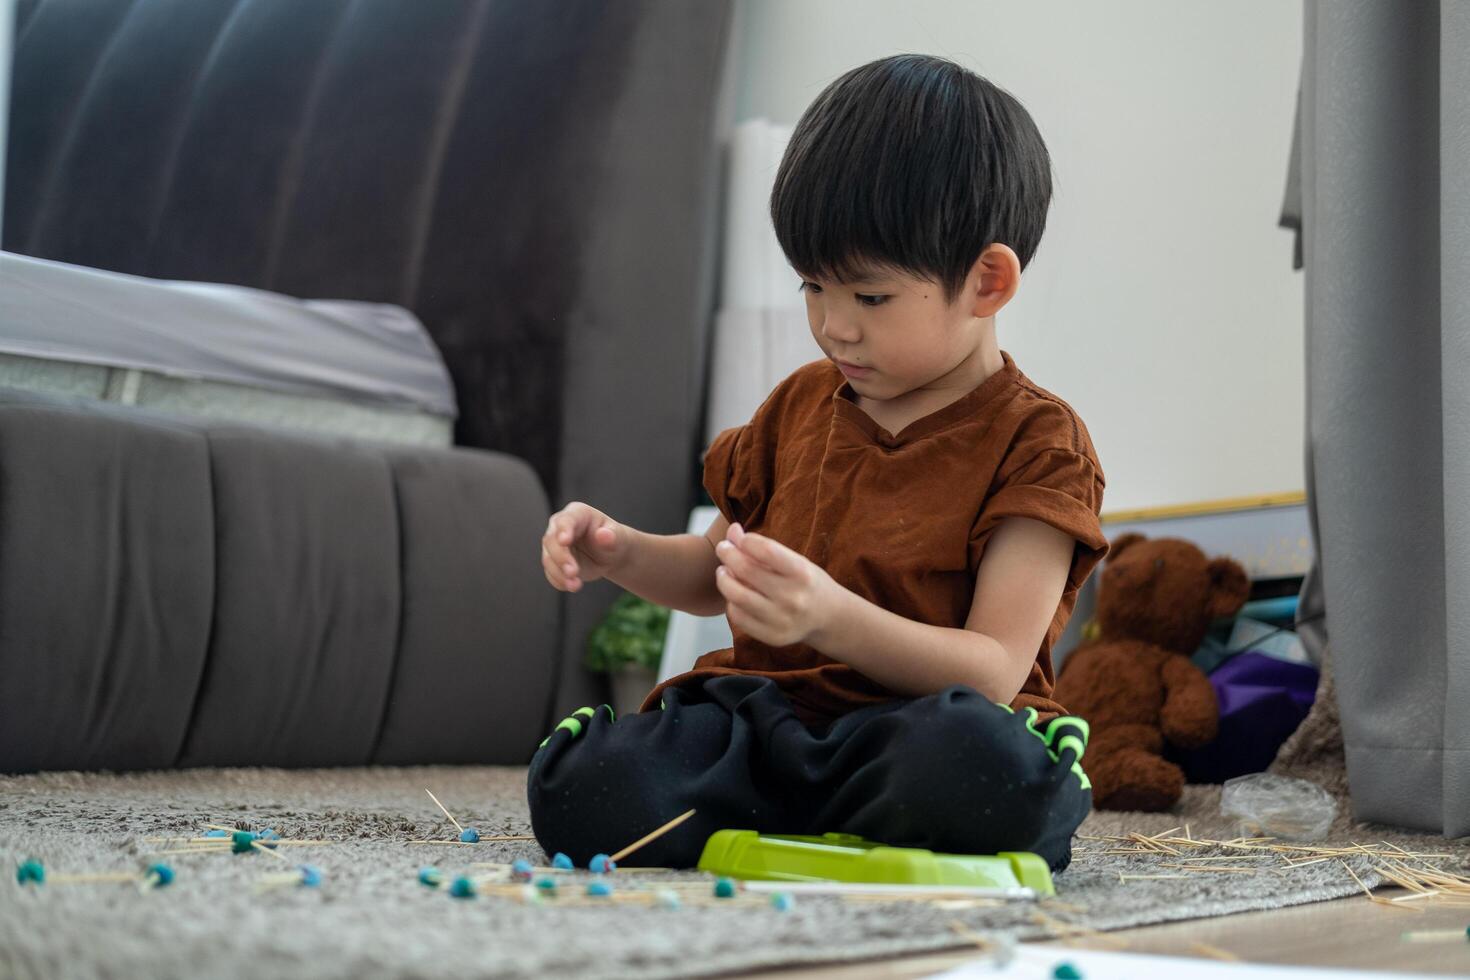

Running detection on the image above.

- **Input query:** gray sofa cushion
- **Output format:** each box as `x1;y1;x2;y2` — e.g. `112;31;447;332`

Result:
0;387;556;772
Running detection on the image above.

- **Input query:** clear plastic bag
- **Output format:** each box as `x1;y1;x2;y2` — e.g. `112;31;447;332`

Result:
1219;772;1337;841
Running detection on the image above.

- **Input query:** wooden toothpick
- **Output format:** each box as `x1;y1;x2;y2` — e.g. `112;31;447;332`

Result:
252;840;294;865
425;789;464;833
608;808;697;864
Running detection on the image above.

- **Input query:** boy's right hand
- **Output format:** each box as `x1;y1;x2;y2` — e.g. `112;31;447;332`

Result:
541;502;630;592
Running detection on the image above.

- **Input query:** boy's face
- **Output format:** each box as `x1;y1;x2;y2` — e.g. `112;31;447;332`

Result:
798;256;995;400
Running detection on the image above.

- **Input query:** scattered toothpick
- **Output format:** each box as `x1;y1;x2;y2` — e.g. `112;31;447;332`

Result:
608;808;697;864
1190;941;1241;961
425;789;463;834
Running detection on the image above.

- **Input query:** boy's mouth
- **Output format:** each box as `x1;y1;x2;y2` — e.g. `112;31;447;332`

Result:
836;360;871;378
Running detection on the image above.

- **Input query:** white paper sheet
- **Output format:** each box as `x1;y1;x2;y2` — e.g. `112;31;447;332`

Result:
925;944;1447;980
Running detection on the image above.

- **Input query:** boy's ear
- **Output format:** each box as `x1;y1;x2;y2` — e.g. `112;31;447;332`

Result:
968;242;1021;318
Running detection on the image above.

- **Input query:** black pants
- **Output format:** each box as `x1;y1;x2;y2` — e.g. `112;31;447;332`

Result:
526;674;1092;873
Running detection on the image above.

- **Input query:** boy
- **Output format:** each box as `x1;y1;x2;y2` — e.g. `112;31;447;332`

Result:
529;54;1108;873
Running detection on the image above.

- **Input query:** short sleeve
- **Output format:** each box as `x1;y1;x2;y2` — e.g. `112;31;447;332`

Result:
701;423;772;529
968;448;1109;595
700;363;817;529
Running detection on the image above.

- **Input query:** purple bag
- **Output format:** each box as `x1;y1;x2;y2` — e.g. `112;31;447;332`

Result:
1164;652;1319;784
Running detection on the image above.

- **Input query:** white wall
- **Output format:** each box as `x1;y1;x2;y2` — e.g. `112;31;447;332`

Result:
732;0;1304;514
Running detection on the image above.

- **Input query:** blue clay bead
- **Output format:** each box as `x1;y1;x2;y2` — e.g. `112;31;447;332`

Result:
203;829;229;838
511;859;534;880
551;852;574;870
146;864;175;888
713;877;736;898
257;829;280;849
15;859;44;885
298;865;323;888
586;880;613;897
589;853;617;873
449;876;476;899
417;867;444;888
459;827;480;843
770;892;794;911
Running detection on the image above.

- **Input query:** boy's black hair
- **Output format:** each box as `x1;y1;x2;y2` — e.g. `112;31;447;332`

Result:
770;54;1053;306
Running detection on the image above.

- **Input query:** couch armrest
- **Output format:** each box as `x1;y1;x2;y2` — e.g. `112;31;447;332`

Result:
0;387;557;772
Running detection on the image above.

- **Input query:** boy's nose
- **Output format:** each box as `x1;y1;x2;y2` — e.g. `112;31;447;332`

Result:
822;319;860;342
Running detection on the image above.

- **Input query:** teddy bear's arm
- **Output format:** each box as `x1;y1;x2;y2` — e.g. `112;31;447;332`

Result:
1158;656;1219;749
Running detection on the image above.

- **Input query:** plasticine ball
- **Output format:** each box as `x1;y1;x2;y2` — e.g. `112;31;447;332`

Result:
654;889;681;909
586;880;614;897
1051;963;1084;980
203;829;229;838
551;852;574;870
534;876;558;893
231;831;259;854
298;865;323;888
459;827;480;843
417;867;444;888
588;853;617;874
15;859;45;885
449;876;477;899
713;877;737;898
510;859;534;880
257;829;281;849
146;864;175;888
770;892;795;911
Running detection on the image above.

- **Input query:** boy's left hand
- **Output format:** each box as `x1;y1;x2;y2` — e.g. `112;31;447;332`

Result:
712;522;843;647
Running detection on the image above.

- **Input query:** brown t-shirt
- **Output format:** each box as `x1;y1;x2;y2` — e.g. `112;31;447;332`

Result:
639;349;1108;731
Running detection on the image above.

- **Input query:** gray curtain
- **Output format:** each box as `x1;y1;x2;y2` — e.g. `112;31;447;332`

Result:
1288;0;1469;836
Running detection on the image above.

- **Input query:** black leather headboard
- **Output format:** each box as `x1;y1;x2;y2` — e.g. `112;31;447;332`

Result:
6;0;735;718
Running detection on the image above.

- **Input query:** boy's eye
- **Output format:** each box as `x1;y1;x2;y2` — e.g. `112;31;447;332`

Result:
798;282;888;307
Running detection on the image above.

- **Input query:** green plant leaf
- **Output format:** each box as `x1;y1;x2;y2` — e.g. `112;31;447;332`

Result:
584;591;672;672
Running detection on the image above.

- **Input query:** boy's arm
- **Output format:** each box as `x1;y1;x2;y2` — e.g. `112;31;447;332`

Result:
810;517;1074;702
607;514;728;617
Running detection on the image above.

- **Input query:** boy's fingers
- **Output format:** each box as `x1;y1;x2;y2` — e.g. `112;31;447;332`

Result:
739;533;791;572
542;553;569;590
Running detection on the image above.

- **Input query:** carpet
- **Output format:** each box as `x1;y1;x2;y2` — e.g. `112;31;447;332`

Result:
4;764;1468;980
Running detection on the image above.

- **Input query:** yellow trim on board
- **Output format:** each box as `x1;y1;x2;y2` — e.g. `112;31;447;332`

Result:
1101;490;1306;525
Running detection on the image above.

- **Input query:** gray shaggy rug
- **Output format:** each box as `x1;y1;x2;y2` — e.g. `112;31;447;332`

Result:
3;763;1467;980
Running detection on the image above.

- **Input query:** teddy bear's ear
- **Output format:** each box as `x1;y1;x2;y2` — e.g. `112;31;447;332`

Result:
1204;556;1251;619
1107;532;1147;561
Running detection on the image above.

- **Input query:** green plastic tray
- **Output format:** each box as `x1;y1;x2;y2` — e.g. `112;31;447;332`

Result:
695;829;1054;895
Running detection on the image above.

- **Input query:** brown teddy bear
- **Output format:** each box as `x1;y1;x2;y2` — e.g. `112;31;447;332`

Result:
1053;533;1250;811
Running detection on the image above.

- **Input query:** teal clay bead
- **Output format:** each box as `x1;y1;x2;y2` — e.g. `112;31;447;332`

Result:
449;876;477;899
15;860;44;885
713;877;737;898
586;880;613;897
418;867;444;888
